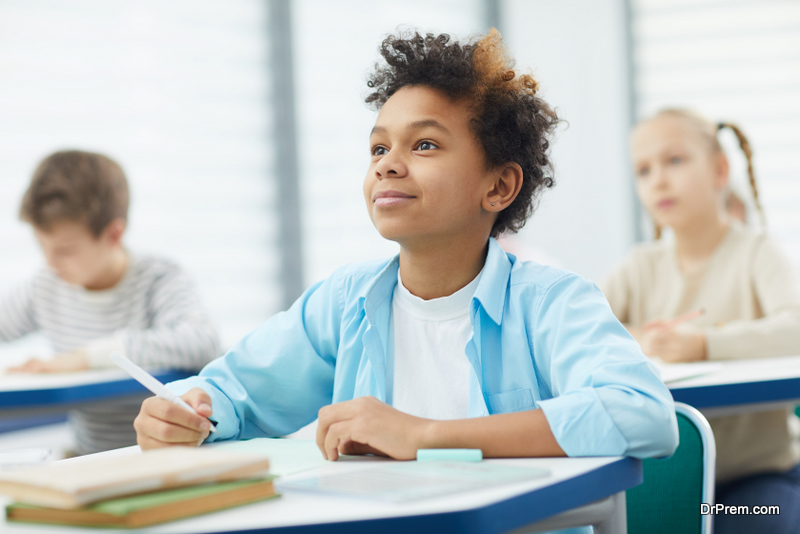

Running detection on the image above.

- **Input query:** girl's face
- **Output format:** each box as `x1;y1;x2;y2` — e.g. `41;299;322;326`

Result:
363;86;499;248
631;115;728;231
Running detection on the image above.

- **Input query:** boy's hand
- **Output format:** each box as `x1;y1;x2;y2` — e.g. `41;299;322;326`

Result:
316;396;433;461
7;351;89;374
640;323;707;363
134;388;213;450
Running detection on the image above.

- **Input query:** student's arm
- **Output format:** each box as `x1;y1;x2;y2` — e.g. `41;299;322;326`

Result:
82;265;221;370
0;281;38;342
144;271;345;444
703;237;800;360
534;275;678;458
315;397;563;461
601;254;698;359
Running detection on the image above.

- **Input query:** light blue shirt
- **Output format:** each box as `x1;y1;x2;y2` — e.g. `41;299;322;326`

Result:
168;238;678;458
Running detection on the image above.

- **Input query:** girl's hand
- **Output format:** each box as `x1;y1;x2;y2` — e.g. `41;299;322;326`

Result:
316;396;433;461
134;388;213;450
7;351;89;374
641;324;707;363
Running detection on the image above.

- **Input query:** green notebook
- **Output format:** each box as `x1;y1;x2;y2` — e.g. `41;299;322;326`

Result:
6;478;278;528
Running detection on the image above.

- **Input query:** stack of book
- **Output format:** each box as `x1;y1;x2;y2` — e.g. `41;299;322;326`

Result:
0;447;276;528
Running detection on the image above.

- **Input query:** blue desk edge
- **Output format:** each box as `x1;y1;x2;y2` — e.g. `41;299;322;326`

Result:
0;370;195;408
670;376;800;408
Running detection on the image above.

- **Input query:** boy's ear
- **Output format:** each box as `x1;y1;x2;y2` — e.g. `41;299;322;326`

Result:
484;163;523;212
102;218;127;246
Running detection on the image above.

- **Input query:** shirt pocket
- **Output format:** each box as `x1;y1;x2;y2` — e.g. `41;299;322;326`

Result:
484;388;536;414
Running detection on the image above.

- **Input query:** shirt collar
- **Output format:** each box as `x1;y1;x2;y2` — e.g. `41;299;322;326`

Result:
473;237;511;325
361;256;400;321
360;237;511;325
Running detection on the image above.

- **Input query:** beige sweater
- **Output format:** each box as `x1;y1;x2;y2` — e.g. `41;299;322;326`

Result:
603;223;800;483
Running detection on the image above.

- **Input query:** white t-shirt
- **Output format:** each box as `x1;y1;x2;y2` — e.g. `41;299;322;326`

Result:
391;269;482;420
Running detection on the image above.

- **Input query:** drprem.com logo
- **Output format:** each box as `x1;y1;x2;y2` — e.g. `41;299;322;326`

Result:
701;504;780;516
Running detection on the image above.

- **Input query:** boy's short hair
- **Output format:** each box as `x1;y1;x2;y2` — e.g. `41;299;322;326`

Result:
20;150;129;237
366;29;560;237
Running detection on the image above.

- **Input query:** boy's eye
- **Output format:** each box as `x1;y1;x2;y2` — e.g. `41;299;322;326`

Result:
372;145;388;156
636;166;649;178
668;156;682;165
415;141;438;151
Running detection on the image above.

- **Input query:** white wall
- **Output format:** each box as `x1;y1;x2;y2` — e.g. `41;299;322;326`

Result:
502;0;636;282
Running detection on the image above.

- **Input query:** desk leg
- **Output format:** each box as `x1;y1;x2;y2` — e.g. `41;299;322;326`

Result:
594;491;627;534
515;491;627;534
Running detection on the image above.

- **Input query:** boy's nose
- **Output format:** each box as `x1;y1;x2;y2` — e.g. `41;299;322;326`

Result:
375;151;408;179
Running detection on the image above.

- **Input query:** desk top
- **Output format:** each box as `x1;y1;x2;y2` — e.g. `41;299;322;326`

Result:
668;355;800;410
0;369;193;410
0;439;642;534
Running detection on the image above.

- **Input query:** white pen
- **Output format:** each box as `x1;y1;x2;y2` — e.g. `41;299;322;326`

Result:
110;351;217;433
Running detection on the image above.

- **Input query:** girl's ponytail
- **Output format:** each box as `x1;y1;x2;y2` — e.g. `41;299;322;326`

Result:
717;122;766;227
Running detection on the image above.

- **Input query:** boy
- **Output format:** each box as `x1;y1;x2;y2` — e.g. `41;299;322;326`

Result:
0;150;220;454
135;31;678;463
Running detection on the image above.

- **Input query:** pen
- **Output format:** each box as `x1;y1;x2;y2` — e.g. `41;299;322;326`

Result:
110;352;217;433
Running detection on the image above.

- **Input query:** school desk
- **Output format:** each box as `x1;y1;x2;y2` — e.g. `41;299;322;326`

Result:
668;354;800;417
0;369;192;421
0;439;641;534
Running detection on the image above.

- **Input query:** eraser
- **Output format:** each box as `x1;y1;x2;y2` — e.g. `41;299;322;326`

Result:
416;449;483;462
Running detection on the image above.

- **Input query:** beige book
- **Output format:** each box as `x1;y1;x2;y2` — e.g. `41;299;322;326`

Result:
6;479;277;528
0;447;270;510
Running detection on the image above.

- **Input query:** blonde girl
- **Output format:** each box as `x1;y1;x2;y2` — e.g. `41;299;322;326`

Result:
603;109;800;534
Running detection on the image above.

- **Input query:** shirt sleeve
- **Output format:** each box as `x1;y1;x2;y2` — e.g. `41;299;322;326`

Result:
535;275;679;458
0;280;38;342
705;236;800;360
83;265;221;370
165;271;343;441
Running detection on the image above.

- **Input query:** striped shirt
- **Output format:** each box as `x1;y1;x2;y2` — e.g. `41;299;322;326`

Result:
0;253;221;454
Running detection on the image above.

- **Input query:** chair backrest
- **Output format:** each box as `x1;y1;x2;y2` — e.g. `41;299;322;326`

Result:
626;402;716;534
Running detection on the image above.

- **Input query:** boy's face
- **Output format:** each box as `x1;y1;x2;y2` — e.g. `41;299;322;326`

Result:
34;220;123;289
364;86;498;246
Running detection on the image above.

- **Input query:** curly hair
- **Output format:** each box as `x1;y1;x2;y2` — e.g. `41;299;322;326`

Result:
366;29;559;237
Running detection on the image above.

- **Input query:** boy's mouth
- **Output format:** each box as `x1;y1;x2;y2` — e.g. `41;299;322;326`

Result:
373;190;415;207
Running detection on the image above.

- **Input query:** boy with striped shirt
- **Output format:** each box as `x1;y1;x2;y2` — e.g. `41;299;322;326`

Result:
0;150;220;454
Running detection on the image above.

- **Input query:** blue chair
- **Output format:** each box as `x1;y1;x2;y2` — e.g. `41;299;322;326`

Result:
626;402;716;534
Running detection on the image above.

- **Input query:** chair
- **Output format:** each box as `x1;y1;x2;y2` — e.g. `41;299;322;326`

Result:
626;402;716;534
